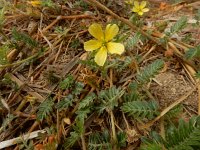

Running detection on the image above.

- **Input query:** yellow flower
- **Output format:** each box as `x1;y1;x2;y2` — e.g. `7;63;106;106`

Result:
84;23;124;66
125;0;134;5
132;1;149;16
29;1;42;7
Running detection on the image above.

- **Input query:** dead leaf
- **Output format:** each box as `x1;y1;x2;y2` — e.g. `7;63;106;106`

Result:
159;2;168;10
164;49;174;57
63;118;71;125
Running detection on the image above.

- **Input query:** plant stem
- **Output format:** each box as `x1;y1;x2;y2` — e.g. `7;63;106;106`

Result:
0;29;10;41
110;110;117;150
81;133;87;150
0;53;39;68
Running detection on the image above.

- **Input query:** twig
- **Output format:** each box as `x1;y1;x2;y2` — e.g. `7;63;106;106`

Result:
0;130;46;149
0;53;39;69
42;14;95;32
183;63;200;115
28;121;40;133
110;110;117;150
81;134;87;150
108;64;117;149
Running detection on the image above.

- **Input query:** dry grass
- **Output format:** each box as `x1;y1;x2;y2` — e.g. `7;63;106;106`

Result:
0;0;200;149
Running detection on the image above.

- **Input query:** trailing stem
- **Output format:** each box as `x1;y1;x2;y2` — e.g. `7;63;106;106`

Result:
110;110;118;150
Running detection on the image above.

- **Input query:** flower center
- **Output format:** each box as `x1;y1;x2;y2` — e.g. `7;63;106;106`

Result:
102;40;107;47
138;7;143;12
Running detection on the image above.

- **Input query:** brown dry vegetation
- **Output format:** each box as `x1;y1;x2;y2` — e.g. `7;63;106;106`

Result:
0;0;200;149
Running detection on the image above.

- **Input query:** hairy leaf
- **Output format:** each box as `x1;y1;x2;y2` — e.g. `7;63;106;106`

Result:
59;75;74;90
78;92;96;110
195;71;200;79
139;116;200;149
136;59;164;84
170;16;188;34
164;116;200;149
76;108;91;123
12;28;38;48
184;45;200;60
55;95;73;111
37;98;54;121
88;130;111;150
165;104;183;120
64;131;80;148
98;86;124;113
126;32;141;49
72;82;85;96
0;7;5;28
121;100;159;119
64;119;84;148
140;142;162;150
0;45;8;65
122;92;141;102
1;114;16;132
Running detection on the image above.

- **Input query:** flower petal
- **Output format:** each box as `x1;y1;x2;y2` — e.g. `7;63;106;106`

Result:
30;1;42;7
88;23;104;40
125;0;134;4
132;7;139;12
105;24;119;41
124;0;130;4
84;40;102;51
107;42;124;55
142;8;149;12
95;46;107;66
134;1;139;8
138;11;144;16
140;1;147;9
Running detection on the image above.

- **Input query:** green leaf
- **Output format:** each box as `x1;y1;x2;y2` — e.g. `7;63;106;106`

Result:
170;16;188;34
128;81;138;91
12;28;38;48
165;104;183;120
42;0;55;7
184;45;200;60
88;130;112;150
98;86;125;113
164;116;200;149
0;45;8;65
195;9;200;23
126;32;141;49
59;75;74;90
78;92;96;110
72;82;85;96
64;131;80;148
76;107;91;123
122;92;141;102
64;118;84;148
117;131;127;148
1;114;16;132
37;97;54;121
140;142;162;150
55;95;73;111
73;118;85;133
140;131;164;150
139;116;200;150
0;7;5;28
121;100;159;119
113;56;132;72
136;59;164;85
195;71;200;79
